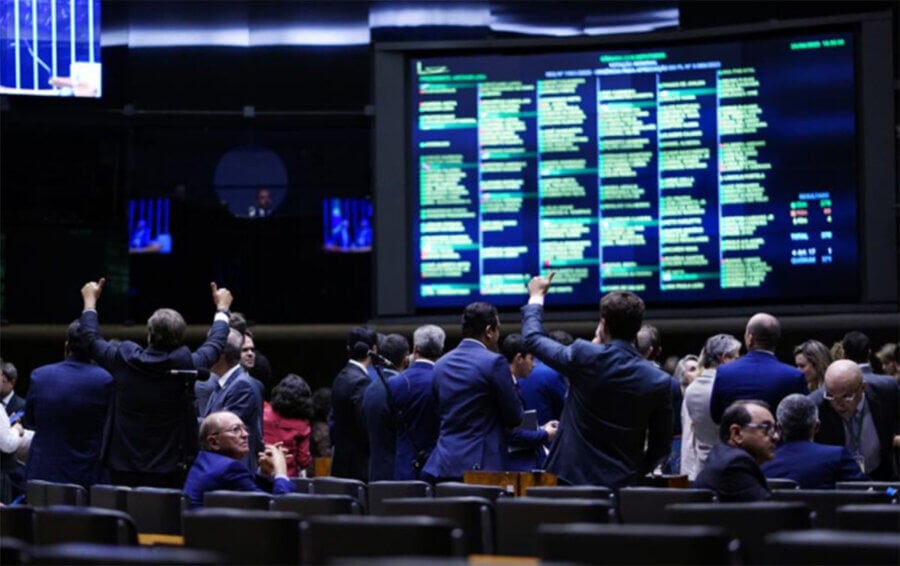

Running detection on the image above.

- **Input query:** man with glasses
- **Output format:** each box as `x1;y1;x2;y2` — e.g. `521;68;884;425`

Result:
183;411;294;507
810;359;898;480
693;400;776;501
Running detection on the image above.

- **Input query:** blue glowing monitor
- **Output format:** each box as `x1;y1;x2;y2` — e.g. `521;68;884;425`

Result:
323;196;373;253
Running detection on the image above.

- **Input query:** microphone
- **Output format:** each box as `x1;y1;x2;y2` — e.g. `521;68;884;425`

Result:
168;368;211;379
368;351;395;368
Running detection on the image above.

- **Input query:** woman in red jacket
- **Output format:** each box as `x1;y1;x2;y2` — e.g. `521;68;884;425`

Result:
263;374;313;477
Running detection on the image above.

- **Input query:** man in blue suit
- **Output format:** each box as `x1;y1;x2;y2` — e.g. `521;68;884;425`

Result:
423;302;523;482
1;361;27;503
330;326;377;481
80;277;233;488
389;325;446;481
762;394;867;488
24;320;114;488
517;329;570;426
710;313;807;423
183;411;294;507
522;274;672;488
202;328;264;470
364;333;409;481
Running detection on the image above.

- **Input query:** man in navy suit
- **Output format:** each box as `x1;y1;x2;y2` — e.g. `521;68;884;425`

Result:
762;394;867;488
1;360;27;503
423;302;523;482
517;330;570;426
811;360;898;480
24;320;114;488
183;411;294;507
202;328;264;470
710;313;807;423
363;333;409;481
80;277;233;488
388;324;446;481
330;326;377;481
522;274;672;488
694;400;775;501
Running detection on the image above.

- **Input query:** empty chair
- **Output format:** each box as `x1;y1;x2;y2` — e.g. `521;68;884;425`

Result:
0;536;29;565
44;482;89;506
301;515;464;564
835;480;900;492
617;487;716;524
289;477;313;494
90;485;131;512
127;487;185;535
380;496;494;555
538;523;736;565
368;480;433;515
183;508;301;565
666;502;812;565
765;529;900;565
26;480;52;507
33;506;138;546
271;493;361;516
771;489;893;528
525;485;613;500
435;482;508;501
29;542;222;565
0;506;35;543
835;504;900;533
311;477;368;512
495;497;614;557
766;478;799;490
203;490;272;510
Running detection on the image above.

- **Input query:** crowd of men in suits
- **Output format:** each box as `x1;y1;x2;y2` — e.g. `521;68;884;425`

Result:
0;273;897;506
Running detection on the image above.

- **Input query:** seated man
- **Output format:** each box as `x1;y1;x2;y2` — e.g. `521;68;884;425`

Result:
183;411;294;508
693;400;776;502
762;394;868;488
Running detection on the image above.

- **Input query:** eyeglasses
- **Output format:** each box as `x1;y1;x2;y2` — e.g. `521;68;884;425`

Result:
742;422;779;437
823;391;859;403
212;423;248;436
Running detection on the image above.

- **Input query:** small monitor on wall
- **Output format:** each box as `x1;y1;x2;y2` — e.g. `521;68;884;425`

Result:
323;196;373;253
129;196;172;254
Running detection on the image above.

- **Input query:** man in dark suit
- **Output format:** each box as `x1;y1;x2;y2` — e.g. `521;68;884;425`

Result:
517;330;570;426
842;331;899;390
762;394;867;488
810;359;898;480
202;328;264;470
363;333;409;481
388;324;446;481
1;360;27;503
694;400;775;501
24;320;114;488
80;277;233;488
710;313;807;423
183;411;294;507
330;326;377;481
522;274;672;488
423;302;523;482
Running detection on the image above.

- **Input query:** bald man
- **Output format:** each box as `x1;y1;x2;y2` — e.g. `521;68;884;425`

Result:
810;360;898;480
709;313;807;423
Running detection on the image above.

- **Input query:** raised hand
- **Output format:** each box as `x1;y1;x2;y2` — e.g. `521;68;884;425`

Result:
210;282;234;311
81;277;106;310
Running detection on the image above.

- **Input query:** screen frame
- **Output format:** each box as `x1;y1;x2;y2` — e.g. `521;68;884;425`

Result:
373;12;896;320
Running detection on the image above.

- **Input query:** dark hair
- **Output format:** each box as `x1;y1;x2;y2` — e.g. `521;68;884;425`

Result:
719;399;771;443
223;328;244;366
228;311;248;333
841;331;870;363
66;319;90;361
380;334;410;368
461;302;499;339
636;324;662;359
500;334;527;364
599;292;644;341
548;329;574;346
271;374;313;420
311;387;332;421
747;314;780;351
346;327;377;361
147;308;186;351
0;361;18;383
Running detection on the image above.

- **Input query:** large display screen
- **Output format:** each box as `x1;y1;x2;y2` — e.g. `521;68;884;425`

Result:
407;30;859;309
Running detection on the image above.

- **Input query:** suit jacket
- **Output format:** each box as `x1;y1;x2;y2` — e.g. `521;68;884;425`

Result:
811;380;899;480
522;304;672;488
363;367;398;482
262;402;311;477
680;369;720;481
517;360;567;426
506;384;549;472
761;440;868;489
710;350;807;423
182;450;295;508
423;339;523;480
203;367;264;470
80;310;228;475
388;360;440;481
24;359;114;487
330;361;372;481
693;443;771;502
1;392;27;502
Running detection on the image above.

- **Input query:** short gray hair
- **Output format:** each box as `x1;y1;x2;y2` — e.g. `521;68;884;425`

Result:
699;333;741;369
147;308;186;351
776;393;818;442
413;324;446;360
